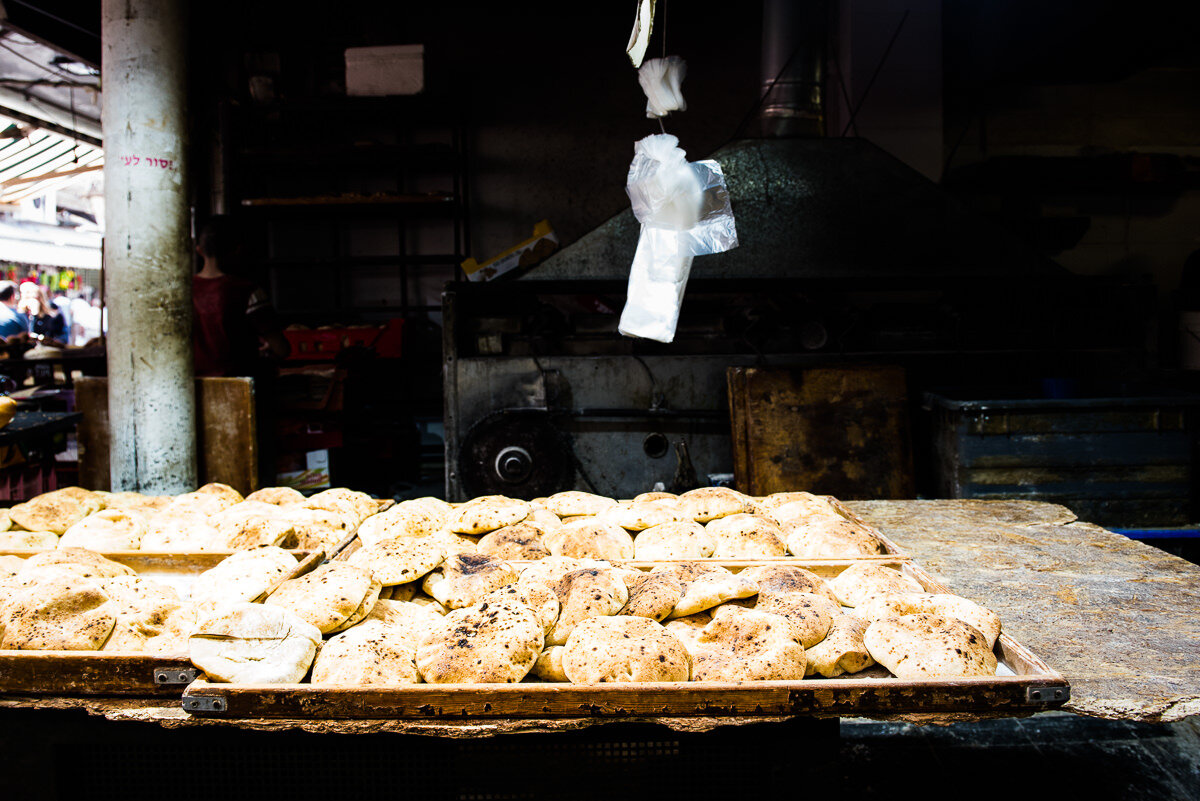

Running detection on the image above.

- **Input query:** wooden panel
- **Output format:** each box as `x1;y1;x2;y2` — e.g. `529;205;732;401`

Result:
727;367;751;495
0;652;193;695
727;365;915;499
196;377;257;494
72;377;257;494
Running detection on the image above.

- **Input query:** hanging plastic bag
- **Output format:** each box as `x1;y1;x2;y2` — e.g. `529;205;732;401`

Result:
618;134;738;343
638;56;687;118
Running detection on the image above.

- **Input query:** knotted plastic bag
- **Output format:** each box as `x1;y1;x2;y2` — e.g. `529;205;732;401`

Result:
638;56;687;118
619;134;738;343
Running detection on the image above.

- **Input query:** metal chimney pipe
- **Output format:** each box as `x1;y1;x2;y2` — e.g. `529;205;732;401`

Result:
102;0;197;493
759;0;828;137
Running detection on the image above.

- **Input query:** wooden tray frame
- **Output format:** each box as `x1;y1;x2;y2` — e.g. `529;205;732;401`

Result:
180;559;1069;720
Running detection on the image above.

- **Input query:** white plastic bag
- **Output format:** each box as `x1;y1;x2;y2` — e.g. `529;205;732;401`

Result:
638;56;687;118
618;135;738;343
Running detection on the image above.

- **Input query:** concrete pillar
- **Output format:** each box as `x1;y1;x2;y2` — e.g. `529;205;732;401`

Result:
101;0;196;493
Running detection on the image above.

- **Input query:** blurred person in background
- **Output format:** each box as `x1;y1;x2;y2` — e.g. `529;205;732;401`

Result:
0;281;28;342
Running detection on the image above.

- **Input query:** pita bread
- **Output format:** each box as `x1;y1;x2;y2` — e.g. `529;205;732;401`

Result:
190;602;321;683
386;582;418;602
562;615;690;683
166;488;240;517
356;501;447;547
363;599;445;649
19;548;135;580
446;496;531;535
692;606;807;681
677;487;755;523
58;509;148;551
328;576;382;634
311;620;421;685
827;563;925;608
0;555;25;578
101;492;172;516
753;591;839;648
275;506;347;551
805;614;875;678
302;488;377;530
244;487;306;506
531;645;568;681
542;491;617;518
864;613;998;679
100;576;193;653
545;566;629;646
477;522;551;560
189;547;298;609
8;487;104;534
421;552;519;610
0;507;11;531
481;582;560;636
517;555;610;593
550;519;634;561
0;573;116;650
705;514;787;558
416;598;543;683
784;517;884;558
758;492;844;523
618;571;682;622
264;562;376;634
662;611;713;658
347;534;446;586
632;492;677;503
409;593;448;615
855;592;1002;648
0;530;58;549
738;565;839;605
210;502;297;550
653;563;758;618
603;499;685;532
140;511;222;551
632;521;715;561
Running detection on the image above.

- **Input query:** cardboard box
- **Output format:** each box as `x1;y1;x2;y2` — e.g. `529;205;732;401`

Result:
461;220;558;282
276;449;332;491
345;45;424;96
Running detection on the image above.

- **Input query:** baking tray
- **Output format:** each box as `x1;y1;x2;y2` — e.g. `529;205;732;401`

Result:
0;550;325;696
179;558;1068;719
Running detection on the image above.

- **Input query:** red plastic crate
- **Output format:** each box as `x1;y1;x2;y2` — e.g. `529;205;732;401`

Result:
284;327;379;360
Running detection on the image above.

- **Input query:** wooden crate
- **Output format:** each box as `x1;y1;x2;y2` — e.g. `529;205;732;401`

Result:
179;559;1068;720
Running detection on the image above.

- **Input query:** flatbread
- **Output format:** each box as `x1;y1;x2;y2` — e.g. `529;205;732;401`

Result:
328;576;382;634
604;499;685;531
481;582;560;636
189;547;298;609
704;513;787;558
244;487;306;506
738;565;839;605
758;492;844;524
784;517;884;558
421;552;519;610
827;563;925;608
692;606;807;681
264;562;375;634
211;502;297;550
633;521;715;560
517;556;610;593
58;509;148;551
189;602;321;683
618;571;682;622
415;598;543;683
302;488;378;531
805;613;875;678
855;592;1002;648
476;522;551;561
653;563;758;618
19;548;135;580
531;645;568;682
275;507;347;551
662;611;712;658
753;591;839;648
445;496;531;535
140;511;221;551
363;599;445;649
347;534;446;586
356;500;447;547
100;576;193;653
0;530;58;549
311;620;421;685
542;491;617;518
562;615;690;683
0;573;116;650
545;566;629;646
677;487;755;523
864;613;998;679
8;487;104;534
549;519;634;561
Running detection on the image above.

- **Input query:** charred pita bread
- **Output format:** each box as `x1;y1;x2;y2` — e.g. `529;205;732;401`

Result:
8;487;104;534
550;519;634;561
311;620;421;685
476;522;551;561
855;592;1002;648
347;534;446;586
753;591;839;648
678;487;755;523
784;517;884;558
692;606;807;681
416;598;543;683
653;563;758;618
662;611;713;658
562;615;690;683
618;570;682;622
545;566;628;646
705;513;787;558
481;582;560;636
445;496;531;535
421;552;519;610
827;563;925;608
739;565;839;605
1;573;116;650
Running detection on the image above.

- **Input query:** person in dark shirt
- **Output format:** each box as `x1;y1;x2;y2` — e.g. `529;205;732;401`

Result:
193;216;289;376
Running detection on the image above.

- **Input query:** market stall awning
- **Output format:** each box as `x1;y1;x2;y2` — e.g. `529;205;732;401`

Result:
0;117;103;205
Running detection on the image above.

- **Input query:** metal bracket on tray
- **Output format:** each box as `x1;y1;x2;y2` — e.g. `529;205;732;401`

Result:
154;668;198;685
182;695;227;713
1026;684;1070;704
